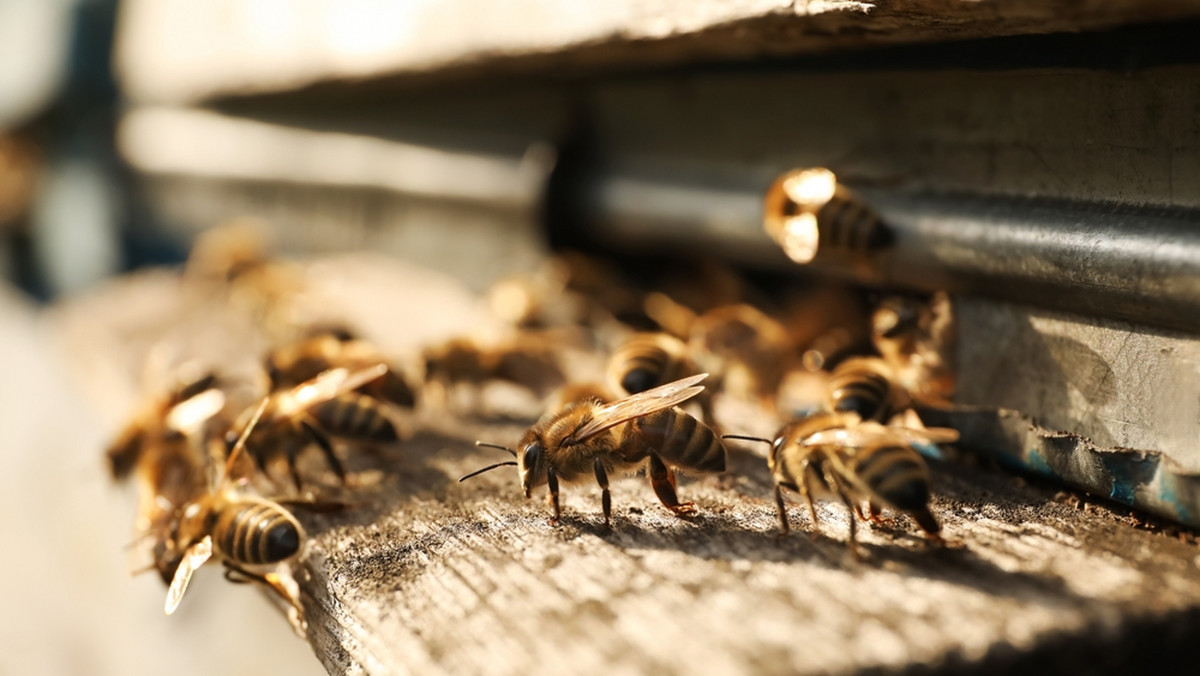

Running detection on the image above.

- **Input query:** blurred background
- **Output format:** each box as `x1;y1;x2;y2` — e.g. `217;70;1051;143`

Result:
4;1;1200;675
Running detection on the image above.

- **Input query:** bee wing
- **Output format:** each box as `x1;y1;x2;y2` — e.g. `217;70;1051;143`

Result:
272;363;388;419
164;535;213;615
803;423;960;449
164;389;226;434
568;373;707;442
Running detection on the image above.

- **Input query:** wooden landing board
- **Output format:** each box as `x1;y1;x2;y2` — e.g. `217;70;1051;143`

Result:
51;255;1200;675
291;416;1200;675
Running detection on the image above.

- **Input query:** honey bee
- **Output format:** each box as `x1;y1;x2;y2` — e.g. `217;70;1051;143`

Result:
265;329;417;409
488;252;647;332
606;332;716;429
688;304;794;408
234;362;394;490
872;291;955;403
725;411;957;557
122;384;231;583
163;366;381;615
823;356;910;423
762;167;891;266
184;219;309;341
162;399;303;615
106;371;222;481
461;374;726;526
422;335;566;409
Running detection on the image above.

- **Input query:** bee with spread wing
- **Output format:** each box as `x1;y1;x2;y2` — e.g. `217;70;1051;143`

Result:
462;374;727;526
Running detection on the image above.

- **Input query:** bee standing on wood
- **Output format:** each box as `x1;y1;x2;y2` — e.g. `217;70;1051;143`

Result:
163;366;383;616
872;292;956;404
105;371;222;481
234;362;396;490
108;374;229;583
462;374;727;527
265;328;417;409
421;335;566;409
726;411;957;557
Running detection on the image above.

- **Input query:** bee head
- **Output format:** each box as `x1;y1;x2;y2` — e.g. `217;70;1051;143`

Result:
518;441;545;498
767;435;785;471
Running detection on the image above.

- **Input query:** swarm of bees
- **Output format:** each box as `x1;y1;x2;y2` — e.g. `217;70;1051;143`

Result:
106;203;961;621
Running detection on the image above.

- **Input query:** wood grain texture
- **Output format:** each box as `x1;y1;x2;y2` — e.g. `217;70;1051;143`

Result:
290;411;1200;675
52;255;1200;675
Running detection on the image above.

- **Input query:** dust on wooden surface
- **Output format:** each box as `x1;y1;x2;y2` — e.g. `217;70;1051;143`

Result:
292;408;1200;676
56;254;1200;676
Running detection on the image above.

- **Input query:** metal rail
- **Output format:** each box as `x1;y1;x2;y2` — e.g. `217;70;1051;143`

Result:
570;172;1200;333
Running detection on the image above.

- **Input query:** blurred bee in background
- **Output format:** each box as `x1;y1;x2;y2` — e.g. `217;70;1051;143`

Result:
184;219;310;342
106;368;223;481
421;335;566;412
265;327;417;410
777;284;872;373
487;251;651;348
105;369;230;584
606;332;717;430
822;356;911;424
233;363;395;491
726;411;957;557
762;167;892;268
462;374;727;527
872;291;956;405
688;304;795;410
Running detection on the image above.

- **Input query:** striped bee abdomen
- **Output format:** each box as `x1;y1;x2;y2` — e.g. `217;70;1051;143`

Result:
217;500;301;565
824;357;899;423
633;407;726;473
311;393;398;442
851;445;930;512
608;333;690;396
816;192;891;254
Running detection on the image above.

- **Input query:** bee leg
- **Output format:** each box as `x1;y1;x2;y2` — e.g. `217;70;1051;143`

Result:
283;438;305;492
223;563;303;616
868;502;896;528
799;463;821;540
826;472;860;561
546;466;562;524
853;501;870;521
223;567;254;585
909;506;943;542
648;453;696;516
300;419;347;485
593;458;612;529
773;484;790;536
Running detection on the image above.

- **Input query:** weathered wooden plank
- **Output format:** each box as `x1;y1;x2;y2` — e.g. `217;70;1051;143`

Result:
48;255;1200;675
291;410;1200;675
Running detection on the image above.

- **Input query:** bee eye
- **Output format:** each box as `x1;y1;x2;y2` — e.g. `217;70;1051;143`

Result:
521;442;543;470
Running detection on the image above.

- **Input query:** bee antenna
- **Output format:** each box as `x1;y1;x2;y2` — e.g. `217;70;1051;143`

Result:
475;441;517;457
459;461;518;482
122;529;157;551
722;434;772;445
221;396;270;485
129;561;159;577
